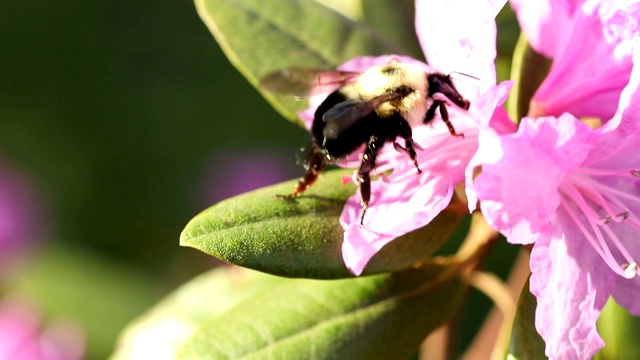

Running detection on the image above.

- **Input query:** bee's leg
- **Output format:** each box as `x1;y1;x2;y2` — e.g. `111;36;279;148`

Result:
358;136;384;227
395;117;422;174
281;145;326;198
425;100;440;123
438;102;464;138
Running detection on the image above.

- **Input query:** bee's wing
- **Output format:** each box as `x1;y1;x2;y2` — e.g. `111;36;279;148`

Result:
259;68;360;97
322;91;407;140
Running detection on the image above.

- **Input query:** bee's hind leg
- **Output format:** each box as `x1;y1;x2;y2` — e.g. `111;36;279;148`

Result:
279;145;326;199
358;136;384;227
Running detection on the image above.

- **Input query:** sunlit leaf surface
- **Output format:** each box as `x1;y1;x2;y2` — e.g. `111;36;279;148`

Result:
181;170;464;279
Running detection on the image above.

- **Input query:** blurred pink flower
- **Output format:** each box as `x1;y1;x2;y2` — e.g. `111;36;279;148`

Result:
0;155;47;275
510;0;640;119
0;298;85;360
202;148;298;204
468;41;640;359
299;0;511;275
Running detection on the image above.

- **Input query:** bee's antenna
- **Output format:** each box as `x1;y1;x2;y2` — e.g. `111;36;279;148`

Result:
448;71;480;81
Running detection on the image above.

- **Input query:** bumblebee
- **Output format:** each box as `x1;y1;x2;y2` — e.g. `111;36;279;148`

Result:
260;62;470;225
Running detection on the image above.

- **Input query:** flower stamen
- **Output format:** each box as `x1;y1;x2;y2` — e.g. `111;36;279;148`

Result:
597;215;612;225
597;210;630;224
622;262;639;279
576;167;640;178
561;185;621;273
561;182;639;278
570;173;630;222
573;169;640;204
615;210;630;221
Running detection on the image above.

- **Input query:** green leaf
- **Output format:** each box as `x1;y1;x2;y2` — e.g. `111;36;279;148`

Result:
361;0;423;60
313;0;363;20
495;4;521;83
181;169;465;279
195;0;404;124
111;267;285;360
506;33;552;121
508;277;546;360
176;264;465;360
595;298;640;360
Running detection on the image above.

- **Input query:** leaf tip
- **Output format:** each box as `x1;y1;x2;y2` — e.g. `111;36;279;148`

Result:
179;221;197;248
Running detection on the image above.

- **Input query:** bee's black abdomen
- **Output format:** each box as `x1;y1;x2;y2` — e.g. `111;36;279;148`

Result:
311;90;346;143
321;113;385;159
311;90;374;159
313;93;406;161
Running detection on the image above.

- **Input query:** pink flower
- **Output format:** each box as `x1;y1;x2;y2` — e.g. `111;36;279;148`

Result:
299;0;511;275
510;0;640;119
341;81;513;275
0;156;47;276
0;298;85;360
468;40;640;360
202;149;297;204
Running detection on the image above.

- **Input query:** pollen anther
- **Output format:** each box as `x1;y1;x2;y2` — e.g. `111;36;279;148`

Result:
597;215;612;225
616;210;630;221
596;211;629;225
622;262;639;279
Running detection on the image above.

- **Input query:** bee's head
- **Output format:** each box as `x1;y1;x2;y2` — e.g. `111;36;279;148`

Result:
427;73;470;110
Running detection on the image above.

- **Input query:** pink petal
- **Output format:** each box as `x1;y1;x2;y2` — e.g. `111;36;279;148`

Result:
533;20;632;119
471;80;515;129
340;168;455;275
609;217;640;315
509;0;583;57
523;1;640;119
602;36;640;135
530;214;611;359
613;276;640;316
340;116;481;275
472;114;595;244
0;300;41;360
586;40;640;168
415;0;505;92
464;82;516;210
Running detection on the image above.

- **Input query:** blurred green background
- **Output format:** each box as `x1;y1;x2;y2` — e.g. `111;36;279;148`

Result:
1;1;304;358
1;0;307;263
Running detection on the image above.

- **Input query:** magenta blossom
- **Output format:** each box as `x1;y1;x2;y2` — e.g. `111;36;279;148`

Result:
510;0;640;119
340;81;514;275
0;156;46;276
0;298;85;360
202;149;297;204
299;0;511;275
467;41;640;359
